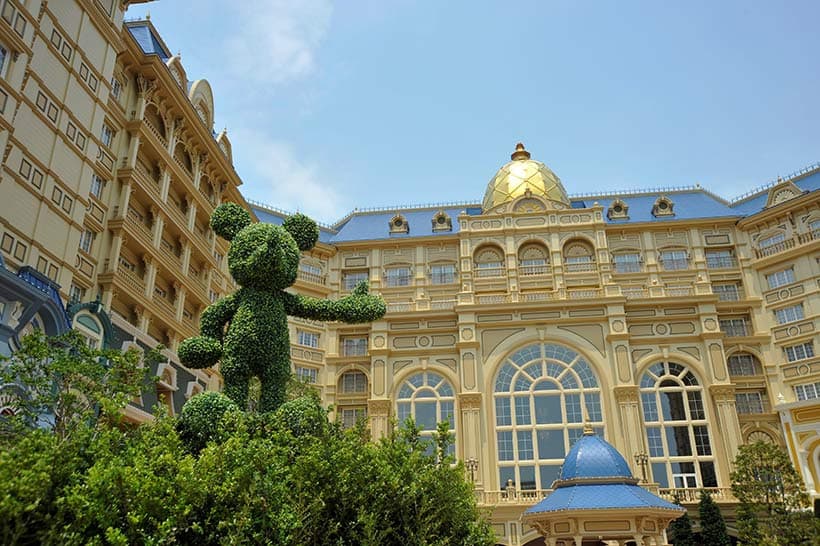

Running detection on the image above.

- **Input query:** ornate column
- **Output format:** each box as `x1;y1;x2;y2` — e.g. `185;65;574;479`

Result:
614;386;644;474
118;180;132;218
150;207;164;248
143;255;157;299
125;132;141;170
186;199;197;232
173;282;187;322
134;75;156;121
159;164;171;202
459;392;484;487
368;399;390;440
709;384;741;474
108;230;124;272
181;240;192;274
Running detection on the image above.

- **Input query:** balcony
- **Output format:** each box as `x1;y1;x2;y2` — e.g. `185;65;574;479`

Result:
755;230;818;259
564;261;597;273
519;264;550;276
660;258;689;271
474;266;505;278
719;319;750;337
613;262;642;274
297;269;327;285
706;256;738;269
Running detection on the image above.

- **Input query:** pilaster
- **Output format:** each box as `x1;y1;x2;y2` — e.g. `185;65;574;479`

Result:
368;399;391;440
459;391;484;487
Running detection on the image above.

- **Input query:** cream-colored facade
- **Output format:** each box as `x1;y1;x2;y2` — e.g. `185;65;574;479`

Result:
255;148;820;543
0;8;248;420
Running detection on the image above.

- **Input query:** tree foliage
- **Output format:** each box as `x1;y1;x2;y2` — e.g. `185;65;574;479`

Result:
698;490;730;546
731;441;818;545
667;493;696;546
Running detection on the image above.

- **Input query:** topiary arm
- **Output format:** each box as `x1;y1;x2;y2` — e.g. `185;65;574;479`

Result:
283;282;386;324
178;294;240;370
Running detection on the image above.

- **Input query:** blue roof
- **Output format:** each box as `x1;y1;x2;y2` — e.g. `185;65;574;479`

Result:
329;206;471;243
730;169;820;216
252;206;336;244
560;434;632;481
126;23;171;61
524;483;684;514
578;190;738;224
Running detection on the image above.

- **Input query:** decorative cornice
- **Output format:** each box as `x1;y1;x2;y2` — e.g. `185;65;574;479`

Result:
458;392;482;410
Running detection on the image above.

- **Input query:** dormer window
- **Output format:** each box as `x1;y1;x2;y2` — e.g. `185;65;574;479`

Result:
431;211;452;232
389;214;409;234
607;199;629;220
652;196;674;217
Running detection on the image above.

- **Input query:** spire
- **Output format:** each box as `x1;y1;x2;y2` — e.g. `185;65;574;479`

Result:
510;142;531;161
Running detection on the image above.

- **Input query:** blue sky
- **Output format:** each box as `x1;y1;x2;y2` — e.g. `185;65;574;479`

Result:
125;1;820;222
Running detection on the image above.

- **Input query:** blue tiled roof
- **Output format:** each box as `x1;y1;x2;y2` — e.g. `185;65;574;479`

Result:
126;23;171;61
252;206;336;244
524;483;684;514
578;190;738;224
560;434;632;480
329;207;472;243
730;169;820;216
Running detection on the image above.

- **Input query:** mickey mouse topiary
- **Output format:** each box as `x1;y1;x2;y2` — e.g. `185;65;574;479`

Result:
178;203;386;412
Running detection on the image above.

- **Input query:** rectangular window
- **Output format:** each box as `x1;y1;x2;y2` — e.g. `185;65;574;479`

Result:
341;337;367;357
774;304;804;325
430;263;456;284
660;249;689;270
296;329;319;348
613;252;641;273
295;366;318;384
0;45;7;78
758;232;786;250
794;381;820;401
31;170;43;189
13;241;26;261
728;354;759;376
719;316;750;337
90;174;104;198
79;229;94;253
36;256;48;274
713;283;740;302
497;431;514;461
340;407;367;429
69;283;85;304
384;266;411;287
767;268;795;289
118;256;135;271
784;342;814;362
705;249;736;269
342;270;368;290
51;186;63;204
111;77;122;99
100;123;113;147
735;392;765;414
341;371;367;394
18;158;31;179
209;289;220;303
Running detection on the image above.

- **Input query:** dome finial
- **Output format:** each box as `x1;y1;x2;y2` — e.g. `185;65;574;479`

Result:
583;406;594;435
511;142;531;161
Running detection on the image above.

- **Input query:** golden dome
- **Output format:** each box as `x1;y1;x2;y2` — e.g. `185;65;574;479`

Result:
482;143;570;212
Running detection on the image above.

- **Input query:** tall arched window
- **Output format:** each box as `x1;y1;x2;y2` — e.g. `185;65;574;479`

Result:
518;243;549;276
639;362;716;489
397;371;456;456
493;343;603;491
563;240;595;272
474;245;504;278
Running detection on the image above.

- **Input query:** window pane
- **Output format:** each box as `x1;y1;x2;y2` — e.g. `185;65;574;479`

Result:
498;431;514;461
565;393;582;423
517;431;534;460
500;467;516;489
700;461;717;487
519;465;536;490
661;391;686;421
647;427;664;457
687;391;705;420
539;465;561;490
693;425;712;456
514;396;531;425
651;462;669;488
537;429;565;459
415;401;437;430
642;392;659;421
666;426;693;456
495;398;511;426
534;394;562;424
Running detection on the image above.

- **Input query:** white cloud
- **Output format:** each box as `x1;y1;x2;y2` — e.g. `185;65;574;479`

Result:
225;0;333;86
231;129;348;221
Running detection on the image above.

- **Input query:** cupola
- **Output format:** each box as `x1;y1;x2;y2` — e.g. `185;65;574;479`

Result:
482;143;570;213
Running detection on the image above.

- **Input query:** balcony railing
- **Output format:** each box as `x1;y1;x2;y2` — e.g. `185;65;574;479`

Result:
387;302;413;313
430;299;456;310
564;261;597;273
519;264;550;276
474;266;505;278
297;269;327;285
143;119;167;146
657;487;735;503
661;259;689;271
706;256;738;269
613;262;642;274
720;321;750;337
755;230;818;258
118;265;146;295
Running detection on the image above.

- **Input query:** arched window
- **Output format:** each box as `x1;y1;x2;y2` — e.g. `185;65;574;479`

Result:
727;353;762;376
144;104;166;140
518;243;549;276
639;362;716;489
397;371;456;456
474;245;504;277
73;312;102;349
339;370;368;394
493;343;603;491
563;240;595;273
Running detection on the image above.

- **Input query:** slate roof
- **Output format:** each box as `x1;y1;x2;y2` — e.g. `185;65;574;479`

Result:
248;163;820;243
125;22;171;61
559;434;632;480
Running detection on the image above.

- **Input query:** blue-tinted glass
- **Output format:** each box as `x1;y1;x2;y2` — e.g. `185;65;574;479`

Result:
666;426;692;456
642;392;658;421
512;345;541;367
497;431;514;461
693;425;711;456
670;461;695;474
416;388;436;398
651;462;668;487
537;429;565;459
567;428;584;448
700;461;717;487
438;381;453;397
427;372;442;386
539;465;561;489
649;363;665;377
441;401;454;427
668;363;685;376
534;394;562;424
514;396;531;425
499;466;516;489
514;375;532;391
524;362;543;379
546;363;563;378
560;371;578;389
519;465;536;490
397;402;411;423
584;393;602;421
495;398;511;426
409;374;424;387
565;393;583;423
661;391;686;421
640;373;656;388
415;401;437;431
681;371;699;386
574;360;598;388
647;427;664;457
398;384;413;399
422;439;436;458
533;379;559;391
495;363;516;391
687;391;705;419
517;430;534;460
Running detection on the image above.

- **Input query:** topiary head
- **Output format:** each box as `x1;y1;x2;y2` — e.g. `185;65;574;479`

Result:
177;391;239;453
211;203;319;291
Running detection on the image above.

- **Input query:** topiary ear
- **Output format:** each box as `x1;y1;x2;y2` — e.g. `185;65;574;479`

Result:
210;202;252;241
282;213;319;251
